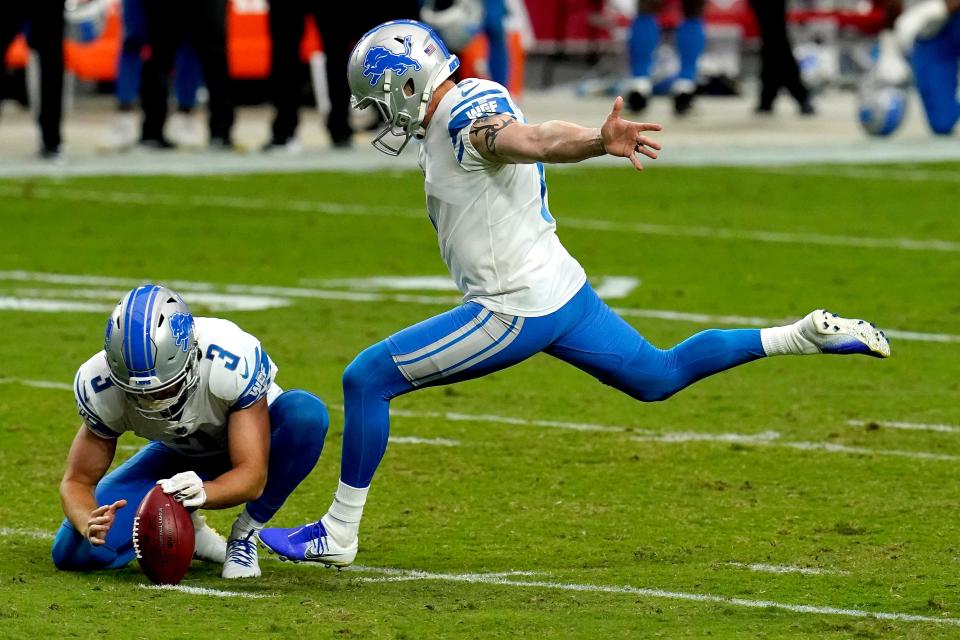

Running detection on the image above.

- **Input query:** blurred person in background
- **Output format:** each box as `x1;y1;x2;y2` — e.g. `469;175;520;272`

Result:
747;0;814;115
0;0;66;159
101;0;205;151
139;0;233;149
876;0;960;135
263;2;419;152
625;0;705;116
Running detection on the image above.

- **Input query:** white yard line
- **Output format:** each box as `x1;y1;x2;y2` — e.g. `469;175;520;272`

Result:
0;377;71;390
138;584;272;599
847;420;960;434
2;184;958;252
0;530;952;623
762;166;960;184
347;566;960;626
388;436;460;447
3;270;956;344
0;527;54;540
632;433;960;462
727;562;848;576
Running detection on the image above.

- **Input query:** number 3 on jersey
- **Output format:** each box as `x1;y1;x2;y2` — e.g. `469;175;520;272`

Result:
206;344;240;371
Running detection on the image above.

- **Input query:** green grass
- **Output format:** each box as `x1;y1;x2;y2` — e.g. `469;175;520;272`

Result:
0;164;958;638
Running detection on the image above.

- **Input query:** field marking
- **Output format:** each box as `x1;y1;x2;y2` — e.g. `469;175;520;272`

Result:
138;584;272;599
0;527;54;540
3;270;957;345
388;436;460;447
847;419;960;434
348;566;960;626
0;377;71;390
12;287;291;312
0;526;948;624
2;183;958;253
632;433;960;462
727;562;848;576
762;166;960;184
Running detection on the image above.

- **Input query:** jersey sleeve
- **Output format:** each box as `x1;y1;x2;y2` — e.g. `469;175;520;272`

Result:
205;325;278;411
74;355;125;439
446;80;520;172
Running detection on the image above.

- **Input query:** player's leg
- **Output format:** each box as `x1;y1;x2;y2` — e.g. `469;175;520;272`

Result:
29;0;65;155
483;0;509;86
672;0;705;115
265;0;306;148
222;390;329;578
911;15;960;136
626;0;663;112
547;284;888;403
189;0;233;145
101;0;146;150
52;442;188;570
140;0;183;144
260;302;560;564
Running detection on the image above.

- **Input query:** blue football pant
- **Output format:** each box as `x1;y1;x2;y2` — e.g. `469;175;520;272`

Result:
339;282;764;488
629;0;704;81
912;13;960;135
116;0;203;109
51;389;329;571
483;0;509;86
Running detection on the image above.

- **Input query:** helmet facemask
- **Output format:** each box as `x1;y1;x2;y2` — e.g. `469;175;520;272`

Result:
123;348;201;422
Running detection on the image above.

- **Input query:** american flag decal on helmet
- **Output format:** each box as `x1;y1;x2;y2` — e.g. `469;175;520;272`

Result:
424;43;436;56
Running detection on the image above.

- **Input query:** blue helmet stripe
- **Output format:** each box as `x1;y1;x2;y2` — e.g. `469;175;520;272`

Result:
121;287;139;373
126;285;159;373
142;286;161;372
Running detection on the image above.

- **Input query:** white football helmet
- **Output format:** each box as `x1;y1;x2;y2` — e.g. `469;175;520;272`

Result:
348;19;460;156
64;0;109;44
104;285;200;421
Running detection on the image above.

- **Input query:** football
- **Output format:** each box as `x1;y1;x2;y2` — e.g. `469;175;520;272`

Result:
132;485;195;585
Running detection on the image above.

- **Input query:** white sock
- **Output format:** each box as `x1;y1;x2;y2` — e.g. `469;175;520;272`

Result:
323;480;368;543
760;317;818;356
230;508;265;539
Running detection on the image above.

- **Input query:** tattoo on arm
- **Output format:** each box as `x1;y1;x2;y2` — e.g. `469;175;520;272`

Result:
470;115;516;158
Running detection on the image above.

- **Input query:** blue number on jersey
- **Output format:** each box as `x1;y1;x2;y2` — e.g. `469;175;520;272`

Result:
91;375;113;393
206;344;240;371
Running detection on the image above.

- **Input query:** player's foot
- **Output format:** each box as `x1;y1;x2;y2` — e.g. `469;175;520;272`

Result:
625;77;651;113
259;518;358;567
261;137;303;155
671;79;696;117
800;309;890;358
191;512;227;563
168;111;203;148
99;112;138;151
222;529;261;579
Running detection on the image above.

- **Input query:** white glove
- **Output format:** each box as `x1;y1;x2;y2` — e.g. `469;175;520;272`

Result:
158;471;207;509
894;0;949;51
875;30;912;86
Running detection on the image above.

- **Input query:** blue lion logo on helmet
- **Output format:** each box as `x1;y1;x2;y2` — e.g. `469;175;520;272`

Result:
169;313;194;353
362;35;422;86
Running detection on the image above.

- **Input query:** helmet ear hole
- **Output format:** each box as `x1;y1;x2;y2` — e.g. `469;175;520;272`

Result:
403;78;415;98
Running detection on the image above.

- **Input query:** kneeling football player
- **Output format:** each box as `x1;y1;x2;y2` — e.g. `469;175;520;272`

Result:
52;285;329;579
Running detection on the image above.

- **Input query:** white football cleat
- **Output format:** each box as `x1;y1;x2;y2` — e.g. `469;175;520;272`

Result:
191;512;227;564
168;111;204;148
222;530;261;579
800;309;891;358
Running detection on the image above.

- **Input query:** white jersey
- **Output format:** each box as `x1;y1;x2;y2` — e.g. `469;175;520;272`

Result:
417;78;587;317
74;317;282;456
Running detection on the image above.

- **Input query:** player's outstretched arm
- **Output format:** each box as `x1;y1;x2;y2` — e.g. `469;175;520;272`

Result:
60;425;125;545
468;96;662;170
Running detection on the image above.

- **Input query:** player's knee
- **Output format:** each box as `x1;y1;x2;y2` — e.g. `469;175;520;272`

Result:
272;389;329;444
51;523;120;571
343;342;395;401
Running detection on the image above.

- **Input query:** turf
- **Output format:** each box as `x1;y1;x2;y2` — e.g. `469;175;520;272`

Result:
0;164;958;638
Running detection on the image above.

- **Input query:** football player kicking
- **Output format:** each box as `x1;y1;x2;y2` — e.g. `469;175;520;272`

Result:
52;286;329;579
260;20;890;567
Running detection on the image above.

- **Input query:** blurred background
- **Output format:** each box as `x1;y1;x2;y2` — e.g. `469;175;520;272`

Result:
0;0;957;174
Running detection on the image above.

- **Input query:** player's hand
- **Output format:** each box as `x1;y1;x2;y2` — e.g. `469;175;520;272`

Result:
600;96;662;171
85;499;127;546
158;471;207;509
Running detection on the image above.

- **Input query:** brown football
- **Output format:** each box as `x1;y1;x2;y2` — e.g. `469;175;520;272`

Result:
132;485;195;585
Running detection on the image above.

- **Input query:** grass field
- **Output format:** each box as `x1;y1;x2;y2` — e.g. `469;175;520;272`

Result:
1;163;958;638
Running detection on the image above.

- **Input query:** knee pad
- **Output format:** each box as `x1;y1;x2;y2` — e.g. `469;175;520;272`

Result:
343;341;399;400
